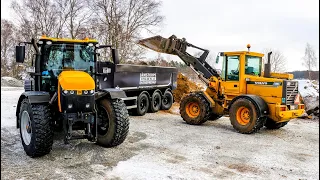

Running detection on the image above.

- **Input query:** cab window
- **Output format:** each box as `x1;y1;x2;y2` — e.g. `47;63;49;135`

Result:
245;56;262;76
221;56;240;81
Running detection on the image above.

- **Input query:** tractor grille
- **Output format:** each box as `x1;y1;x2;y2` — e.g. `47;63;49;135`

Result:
283;80;299;105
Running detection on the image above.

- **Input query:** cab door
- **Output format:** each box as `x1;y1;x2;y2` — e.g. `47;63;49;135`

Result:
221;55;240;95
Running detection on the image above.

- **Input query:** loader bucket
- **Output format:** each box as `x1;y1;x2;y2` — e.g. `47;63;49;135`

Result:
137;35;186;55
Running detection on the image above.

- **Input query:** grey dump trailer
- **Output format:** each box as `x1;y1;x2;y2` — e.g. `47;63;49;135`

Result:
96;61;178;115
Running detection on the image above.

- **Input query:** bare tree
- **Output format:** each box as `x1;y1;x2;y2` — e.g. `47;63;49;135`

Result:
89;0;164;62
1;19;16;76
302;43;318;79
263;48;287;73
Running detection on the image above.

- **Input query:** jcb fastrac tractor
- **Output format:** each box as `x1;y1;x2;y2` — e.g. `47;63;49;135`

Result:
138;35;305;134
15;36;129;157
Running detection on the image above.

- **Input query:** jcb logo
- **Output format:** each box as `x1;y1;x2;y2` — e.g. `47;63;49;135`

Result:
255;82;267;85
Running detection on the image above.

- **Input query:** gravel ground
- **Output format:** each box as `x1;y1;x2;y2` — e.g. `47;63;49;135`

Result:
1;87;319;180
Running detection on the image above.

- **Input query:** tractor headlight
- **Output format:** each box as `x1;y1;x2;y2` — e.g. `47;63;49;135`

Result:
63;90;68;94
70;90;75;95
90;90;94;94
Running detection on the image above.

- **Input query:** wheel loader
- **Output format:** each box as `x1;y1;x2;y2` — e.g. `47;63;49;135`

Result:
138;35;305;133
15;35;129;157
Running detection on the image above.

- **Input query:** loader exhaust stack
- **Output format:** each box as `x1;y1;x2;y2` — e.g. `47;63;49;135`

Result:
264;51;272;78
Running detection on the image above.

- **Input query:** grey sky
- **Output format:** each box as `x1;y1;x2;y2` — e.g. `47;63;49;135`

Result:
2;0;319;71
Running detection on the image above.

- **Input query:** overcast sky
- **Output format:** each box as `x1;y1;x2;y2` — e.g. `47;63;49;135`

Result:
2;0;319;71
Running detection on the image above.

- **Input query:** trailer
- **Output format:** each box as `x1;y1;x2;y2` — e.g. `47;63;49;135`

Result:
96;61;178;116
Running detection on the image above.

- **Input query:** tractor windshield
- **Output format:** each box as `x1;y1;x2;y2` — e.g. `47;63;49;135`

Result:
43;43;95;77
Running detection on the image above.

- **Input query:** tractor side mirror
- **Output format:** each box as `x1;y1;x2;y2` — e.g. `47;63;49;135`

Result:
16;46;25;63
111;48;119;64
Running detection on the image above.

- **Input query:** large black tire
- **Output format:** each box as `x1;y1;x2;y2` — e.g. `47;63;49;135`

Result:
19;99;53;157
135;93;149;116
96;99;129;147
208;113;223;121
149;91;162;113
229;98;266;134
264;118;288;129
179;93;211;125
161;90;173;110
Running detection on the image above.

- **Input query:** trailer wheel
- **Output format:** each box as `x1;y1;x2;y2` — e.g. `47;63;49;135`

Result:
229;98;266;134
19;99;53;157
149;91;162;113
135;92;150;116
161;90;173;110
97;99;129;147
179;93;210;125
264;118;288;129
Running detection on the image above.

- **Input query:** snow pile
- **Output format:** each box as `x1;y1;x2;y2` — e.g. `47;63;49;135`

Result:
1;77;24;87
297;79;319;117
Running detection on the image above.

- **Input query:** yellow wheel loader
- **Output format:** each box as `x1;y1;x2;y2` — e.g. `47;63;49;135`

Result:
15;36;129;157
138;35;305;134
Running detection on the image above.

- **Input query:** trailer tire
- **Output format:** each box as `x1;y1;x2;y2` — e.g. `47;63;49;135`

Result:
180;93;210;125
97;99;129;147
19;99;53;157
135;92;150;116
264;118;288;129
229;98;266;134
161;90;173;110
149;91;162;113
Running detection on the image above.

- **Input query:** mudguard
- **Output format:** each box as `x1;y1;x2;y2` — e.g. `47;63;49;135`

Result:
16;91;51;128
228;95;269;117
96;88;127;100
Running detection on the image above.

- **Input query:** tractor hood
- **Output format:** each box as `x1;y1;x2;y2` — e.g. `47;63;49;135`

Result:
58;70;95;90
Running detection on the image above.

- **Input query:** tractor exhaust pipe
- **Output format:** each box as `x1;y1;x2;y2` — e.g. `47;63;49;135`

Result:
264;51;272;78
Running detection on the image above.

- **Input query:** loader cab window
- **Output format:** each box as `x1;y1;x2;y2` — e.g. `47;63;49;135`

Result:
245;56;262;76
221;55;240;81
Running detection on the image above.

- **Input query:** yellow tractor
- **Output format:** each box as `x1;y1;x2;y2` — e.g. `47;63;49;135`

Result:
15;36;129;157
138;35;305;133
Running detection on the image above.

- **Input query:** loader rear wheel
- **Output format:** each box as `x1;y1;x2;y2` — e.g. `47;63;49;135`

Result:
179;93;210;125
149;91;162;113
97;99;129;147
264;118;288;129
161;90;173;110
19;99;53;157
229;98;265;134
135;93;149;116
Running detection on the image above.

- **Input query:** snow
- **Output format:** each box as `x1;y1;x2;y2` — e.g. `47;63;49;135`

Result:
297;79;319;115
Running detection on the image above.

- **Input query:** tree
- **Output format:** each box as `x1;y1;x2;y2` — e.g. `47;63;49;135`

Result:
302;43;318;79
262;48;287;73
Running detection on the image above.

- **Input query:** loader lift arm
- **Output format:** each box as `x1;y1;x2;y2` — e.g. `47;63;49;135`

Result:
138;35;220;80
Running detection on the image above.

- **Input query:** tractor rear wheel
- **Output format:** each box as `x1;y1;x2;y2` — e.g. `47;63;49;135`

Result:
264;118;288;129
97;99;129;147
179;93;211;125
229;98;266;134
19;99;53;157
149;91;162;113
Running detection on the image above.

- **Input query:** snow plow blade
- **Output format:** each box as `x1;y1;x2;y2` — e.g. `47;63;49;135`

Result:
137;35;187;55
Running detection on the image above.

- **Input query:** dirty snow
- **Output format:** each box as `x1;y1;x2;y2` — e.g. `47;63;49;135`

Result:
1;77;24;87
297;79;319;116
1;87;319;180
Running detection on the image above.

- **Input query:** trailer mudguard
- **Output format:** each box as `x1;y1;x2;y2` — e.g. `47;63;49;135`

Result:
228;95;269;117
16;91;51;128
97;88;127;99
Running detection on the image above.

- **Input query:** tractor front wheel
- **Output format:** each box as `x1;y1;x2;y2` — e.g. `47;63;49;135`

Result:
179;93;211;125
19;99;53;157
229;98;266;134
96;99;129;147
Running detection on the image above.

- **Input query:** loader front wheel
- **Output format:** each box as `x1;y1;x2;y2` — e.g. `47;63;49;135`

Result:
97;99;129;147
19;99;53;157
264;118;288;129
180;93;210;125
229;98;265;134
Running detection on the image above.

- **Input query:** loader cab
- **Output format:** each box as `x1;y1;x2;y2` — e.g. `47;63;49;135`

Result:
216;51;264;94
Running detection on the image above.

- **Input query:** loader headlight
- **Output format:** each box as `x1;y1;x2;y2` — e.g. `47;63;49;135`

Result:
63;90;68;94
84;90;88;95
70;90;75;95
90;90;94;94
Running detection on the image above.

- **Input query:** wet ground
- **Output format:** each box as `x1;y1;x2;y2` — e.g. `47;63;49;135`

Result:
1;87;319;180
